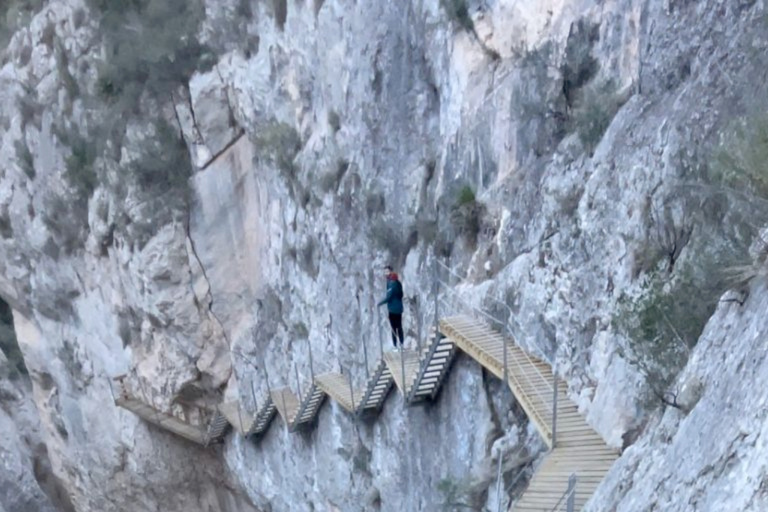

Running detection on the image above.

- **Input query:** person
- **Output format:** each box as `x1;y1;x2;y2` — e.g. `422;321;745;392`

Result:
378;265;404;350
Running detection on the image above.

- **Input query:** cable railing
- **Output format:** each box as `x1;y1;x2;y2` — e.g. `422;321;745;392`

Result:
434;259;558;438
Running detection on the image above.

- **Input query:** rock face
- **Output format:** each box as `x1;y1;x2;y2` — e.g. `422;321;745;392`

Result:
2;0;768;511
0;369;72;512
591;281;768;512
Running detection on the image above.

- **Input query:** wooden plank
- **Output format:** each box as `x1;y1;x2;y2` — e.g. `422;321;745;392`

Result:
271;388;299;424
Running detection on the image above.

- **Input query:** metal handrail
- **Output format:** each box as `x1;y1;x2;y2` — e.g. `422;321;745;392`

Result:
436;260;558;434
436;278;554;398
437;260;552;363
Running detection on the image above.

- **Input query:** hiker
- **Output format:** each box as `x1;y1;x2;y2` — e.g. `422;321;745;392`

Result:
378;265;404;350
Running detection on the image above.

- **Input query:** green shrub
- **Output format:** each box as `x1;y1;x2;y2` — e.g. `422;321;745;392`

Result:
41;194;89;255
237;0;253;20
711;114;768;200
14;139;34;179
614;240;740;393
570;80;622;155
272;0;287;30
561;19;600;109
55;40;80;100
0;299;27;379
456;185;476;206
0;0;46;51
450;185;483;246
87;0;213;108
440;0;473;32
63;134;98;200
328;110;341;133
254;121;301;177
128;119;192;199
17;85;42;130
293;322;309;339
319;159;349;194
0;210;12;239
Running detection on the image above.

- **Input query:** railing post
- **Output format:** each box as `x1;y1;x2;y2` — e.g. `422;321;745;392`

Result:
566;474;577;512
346;367;356;412
236;402;244;435
308;340;315;382
502;328;509;385
433;256;439;333
363;332;370;380
280;389;289;430
294;364;303;403
399;341;407;403
495;452;504;512
107;376;116;403
137;375;163;428
377;308;384;358
250;379;259;413
552;366;558;449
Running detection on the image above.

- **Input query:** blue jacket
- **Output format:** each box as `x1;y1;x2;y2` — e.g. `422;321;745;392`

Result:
378;278;404;314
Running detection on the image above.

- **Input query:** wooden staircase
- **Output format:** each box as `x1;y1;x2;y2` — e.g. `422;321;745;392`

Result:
217;395;278;439
438;315;618;511
381;331;458;404
406;331;457;403
314;358;395;415
356;358;394;413
440;315;557;445
512;394;619;511
271;383;325;432
115;313;618;509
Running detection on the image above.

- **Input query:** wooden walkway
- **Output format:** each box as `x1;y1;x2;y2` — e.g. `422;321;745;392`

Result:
115;396;229;446
114;314;617;510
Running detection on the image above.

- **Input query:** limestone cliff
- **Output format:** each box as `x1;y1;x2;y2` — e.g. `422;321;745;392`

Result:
1;0;768;511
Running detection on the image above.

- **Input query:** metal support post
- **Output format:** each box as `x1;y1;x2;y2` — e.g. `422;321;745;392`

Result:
107;376;116;403
280;389;289;430
294;364;303;403
237;402;244;435
495;453;504;512
308;340;315;382
433;256;439;339
552;367;559;449
399;341;407;400
377;308;384;358
346;368;356;412
502;329;509;385
363;333;370;380
566;474;577;512
250;379;259;414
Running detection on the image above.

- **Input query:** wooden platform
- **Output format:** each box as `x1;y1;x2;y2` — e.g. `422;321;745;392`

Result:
382;350;421;395
116;397;220;446
218;401;255;435
271;387;300;426
315;372;364;413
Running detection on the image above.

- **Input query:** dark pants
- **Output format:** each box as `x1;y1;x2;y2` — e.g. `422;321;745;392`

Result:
388;313;404;347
